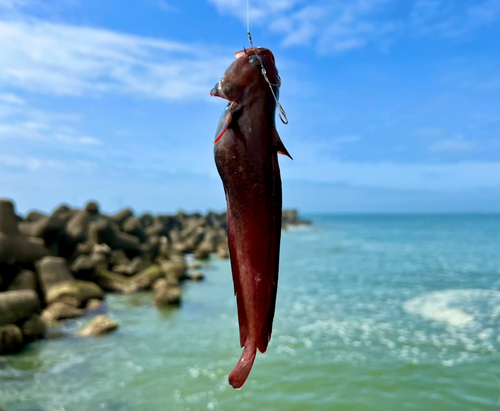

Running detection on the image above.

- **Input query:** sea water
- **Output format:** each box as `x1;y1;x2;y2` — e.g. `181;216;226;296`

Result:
1;214;500;411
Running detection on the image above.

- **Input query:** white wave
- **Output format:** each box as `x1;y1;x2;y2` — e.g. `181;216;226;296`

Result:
284;223;313;231
48;356;86;375
403;289;500;327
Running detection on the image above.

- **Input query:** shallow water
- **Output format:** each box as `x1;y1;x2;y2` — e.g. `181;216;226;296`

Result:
1;214;500;411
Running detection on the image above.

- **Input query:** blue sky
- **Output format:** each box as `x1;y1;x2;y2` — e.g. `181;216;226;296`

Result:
0;0;499;214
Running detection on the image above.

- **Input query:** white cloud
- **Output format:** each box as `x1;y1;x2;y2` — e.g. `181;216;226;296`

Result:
331;135;361;144
0;19;230;99
272;5;324;47
415;127;446;137
309;135;362;151
468;0;500;26
0;0;25;8
489;137;500;147
429;137;475;152
0;120;103;145
53;133;102;146
0;153;66;171
0;153;98;172
210;0;396;52
209;0;302;20
0;92;25;104
157;0;178;12
463;77;500;91
0;96;102;146
281;159;500;191
278;131;493;191
410;0;500;37
279;132;495;191
210;0;500;53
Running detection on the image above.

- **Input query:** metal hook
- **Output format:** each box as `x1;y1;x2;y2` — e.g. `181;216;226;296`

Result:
247;29;289;125
277;103;288;125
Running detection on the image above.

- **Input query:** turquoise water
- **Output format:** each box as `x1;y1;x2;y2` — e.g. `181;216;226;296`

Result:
1;214;500;411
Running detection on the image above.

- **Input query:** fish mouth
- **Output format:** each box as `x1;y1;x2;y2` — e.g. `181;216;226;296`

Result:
210;81;221;100
210;80;225;99
211;81;239;112
211;81;236;102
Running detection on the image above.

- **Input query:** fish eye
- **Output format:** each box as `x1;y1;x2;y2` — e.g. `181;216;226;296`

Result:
249;56;259;65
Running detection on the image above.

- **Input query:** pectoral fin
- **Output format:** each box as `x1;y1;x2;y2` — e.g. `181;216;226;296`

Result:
214;105;233;144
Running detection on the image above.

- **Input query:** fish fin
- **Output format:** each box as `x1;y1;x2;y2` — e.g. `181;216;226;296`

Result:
278;150;292;158
214;132;224;144
256;153;282;354
256;250;279;354
228;342;256;389
214;107;233;144
272;127;293;159
226;199;248;347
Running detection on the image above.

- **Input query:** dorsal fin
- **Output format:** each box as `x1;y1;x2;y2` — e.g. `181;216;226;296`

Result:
271;127;293;159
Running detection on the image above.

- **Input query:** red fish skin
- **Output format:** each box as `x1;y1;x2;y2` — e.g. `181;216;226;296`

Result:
212;47;288;389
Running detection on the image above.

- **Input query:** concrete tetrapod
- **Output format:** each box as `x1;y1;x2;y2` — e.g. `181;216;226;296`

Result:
0;199;49;264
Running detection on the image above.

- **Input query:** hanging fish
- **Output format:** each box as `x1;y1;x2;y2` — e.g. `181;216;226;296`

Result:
211;47;292;389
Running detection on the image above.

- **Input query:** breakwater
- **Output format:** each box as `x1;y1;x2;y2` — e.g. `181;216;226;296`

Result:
0;199;308;354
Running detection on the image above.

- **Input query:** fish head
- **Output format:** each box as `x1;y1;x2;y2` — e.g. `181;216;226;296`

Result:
210;47;280;108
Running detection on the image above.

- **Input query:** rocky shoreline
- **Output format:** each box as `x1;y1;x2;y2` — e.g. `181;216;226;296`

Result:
0;199;310;355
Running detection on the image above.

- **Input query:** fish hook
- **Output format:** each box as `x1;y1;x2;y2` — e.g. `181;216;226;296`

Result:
247;31;289;125
277;103;288;125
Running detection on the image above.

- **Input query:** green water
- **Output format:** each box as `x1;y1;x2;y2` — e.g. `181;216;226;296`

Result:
1;215;500;411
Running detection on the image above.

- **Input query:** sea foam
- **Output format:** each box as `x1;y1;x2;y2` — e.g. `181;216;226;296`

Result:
403;289;500;327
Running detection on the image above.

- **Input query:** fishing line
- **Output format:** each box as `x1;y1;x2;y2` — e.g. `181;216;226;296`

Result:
247;0;250;36
246;0;288;125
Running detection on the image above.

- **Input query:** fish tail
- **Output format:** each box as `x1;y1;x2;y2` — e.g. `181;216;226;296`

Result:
228;342;256;389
